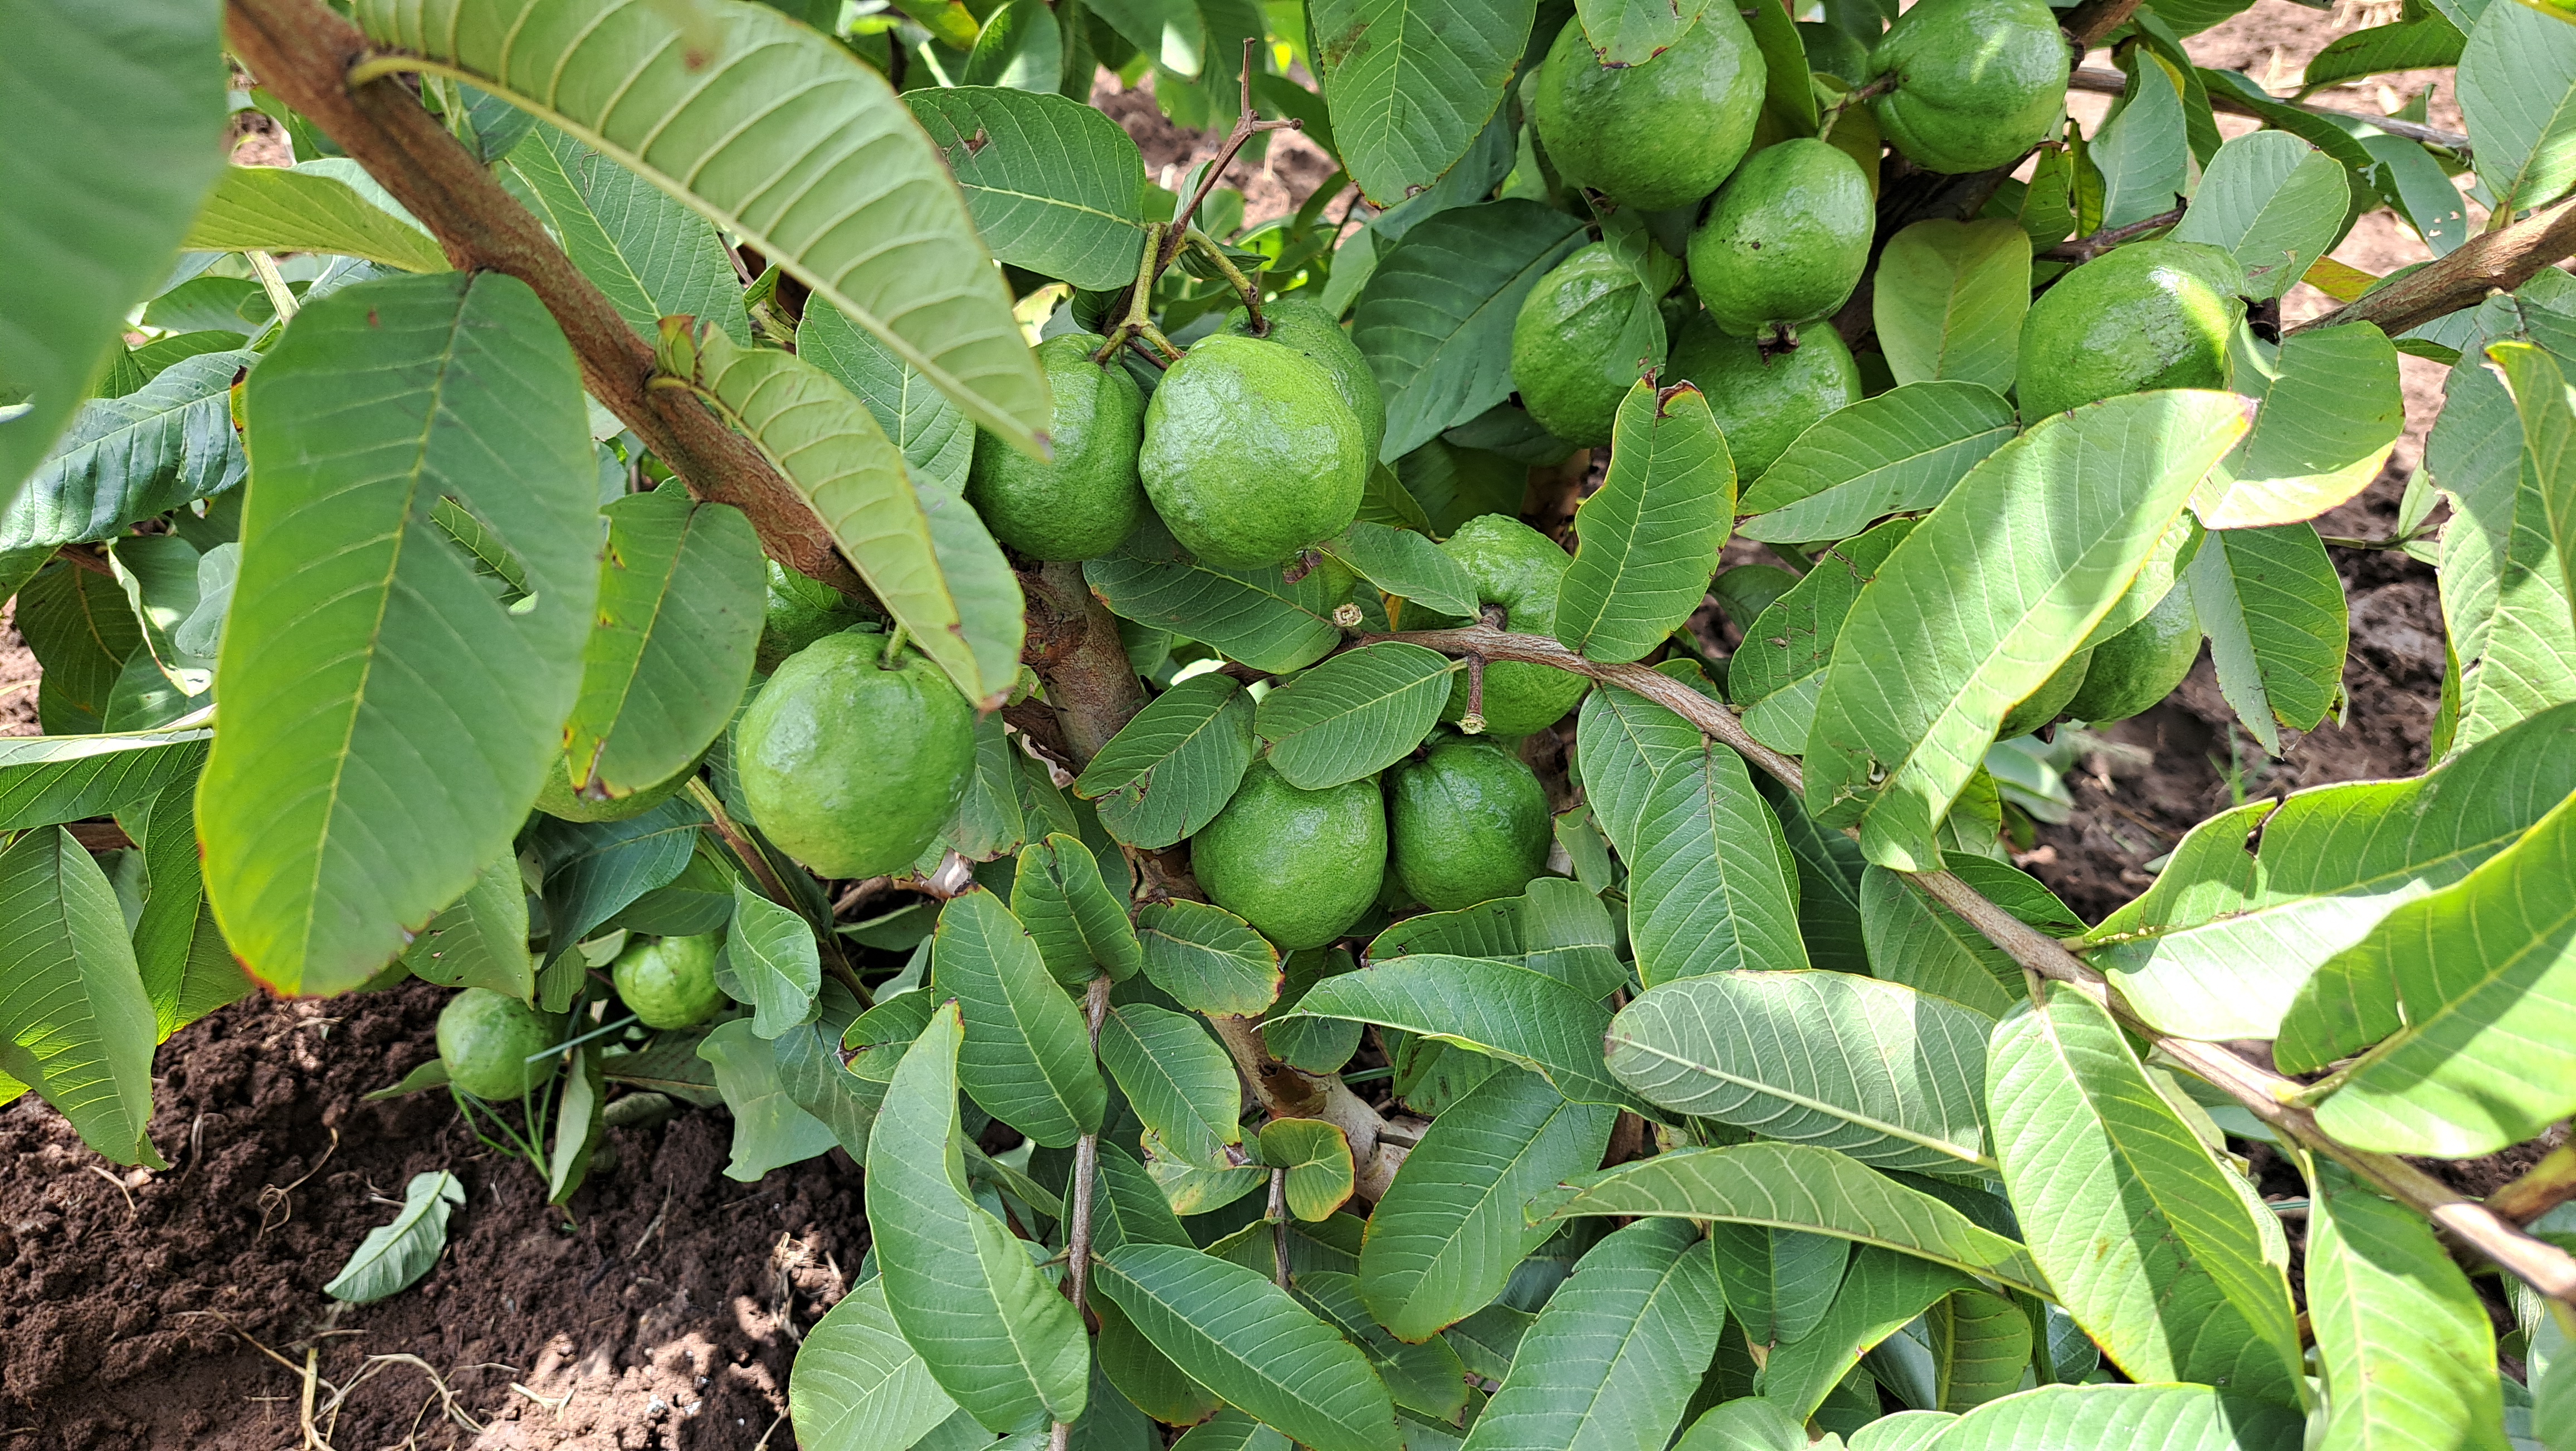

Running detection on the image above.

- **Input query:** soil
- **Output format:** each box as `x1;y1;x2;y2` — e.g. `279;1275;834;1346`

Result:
0;9;2511;1447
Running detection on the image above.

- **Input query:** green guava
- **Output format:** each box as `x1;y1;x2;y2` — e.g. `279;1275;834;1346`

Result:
1138;334;1367;569
2064;585;2201;723
612;932;728;1030
2016;241;2245;418
1388;733;1555;911
1223;298;1387;465
734;629;977;879
1868;0;2071;174
1998;647;2097;739
1666;314;1862;479
1190;757;1387;950
1533;6;1766;211
1511;244;1662;449
437;988;560;1101
1687;139;1875;337
1436;514;1591;737
967;331;1147;561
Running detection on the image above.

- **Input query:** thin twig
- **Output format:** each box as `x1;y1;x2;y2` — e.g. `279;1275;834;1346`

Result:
684;779;870;1005
1382;625;2576;1308
1189;230;1265;329
1158;40;1302;277
1268;1168;1291;1288
2067;66;2470;153
2489;1142;2576;1225
1051;975;1114;1451
2042;203;2187;262
246;250;300;324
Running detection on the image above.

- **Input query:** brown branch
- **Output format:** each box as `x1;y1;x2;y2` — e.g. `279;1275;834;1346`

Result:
1206;1013;1408;1203
1158;40;1301;276
1384;625;2576;1307
1048;975;1113;1451
2067;67;2471;153
2488;1142;2576;1226
2043;203;2187;262
2294;193;2576;339
221;0;860;592
1019;561;1145;767
2058;0;2144;44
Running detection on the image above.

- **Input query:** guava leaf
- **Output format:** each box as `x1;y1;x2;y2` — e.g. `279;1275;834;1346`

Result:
1074;675;1259;850
323;1170;464;1304
1309;0;1536;206
502;122;747;344
1255;641;1457;789
184;164;447;273
1737;384;2015;546
1872;221;2031;395
902;86;1149;290
1555;381;1736;663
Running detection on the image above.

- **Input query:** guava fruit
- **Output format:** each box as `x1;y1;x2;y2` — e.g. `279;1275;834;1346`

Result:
534;756;696;823
1388;734;1554;911
1998;647;2096;739
1138;334;1367;569
1533;5;1766;211
1797;21;1871;82
1687;139;1875;336
437;988;560;1100
1223;298;1387;465
1867;0;2071;174
1665;314;1862;479
1435;514;1591;737
967;332;1147;561
2064;584;2201;723
1190;757;1387;950
1511;244;1662;449
2016;241;2243;418
735;628;977;879
758;559;864;672
612;932;728;1030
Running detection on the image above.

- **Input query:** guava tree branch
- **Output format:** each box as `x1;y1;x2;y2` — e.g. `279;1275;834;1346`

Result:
1386;625;2576;1306
2292;193;2576;339
220;0;860;591
2066;66;2471;152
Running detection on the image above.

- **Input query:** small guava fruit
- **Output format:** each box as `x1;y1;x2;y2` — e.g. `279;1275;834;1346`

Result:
1191;757;1387;950
1138;334;1367;570
735;629;977;879
1797;20;1872;83
2064;585;2201;723
437;988;560;1100
1687;139;1875;337
1666;314;1863;479
757;558;864;673
535;755;697;824
1867;0;2071;175
2016;241;2244;418
1533;6;1766;212
966;331;1147;562
1388;734;1554;912
1510;243;1661;450
1436;514;1591;737
1223;298;1387;465
1998;646;2096;739
612;932;728;1030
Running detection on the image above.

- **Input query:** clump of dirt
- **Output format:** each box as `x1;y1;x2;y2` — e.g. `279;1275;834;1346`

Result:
0;981;863;1449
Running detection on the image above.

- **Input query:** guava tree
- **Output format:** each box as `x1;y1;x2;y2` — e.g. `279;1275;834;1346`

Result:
6;0;2576;1446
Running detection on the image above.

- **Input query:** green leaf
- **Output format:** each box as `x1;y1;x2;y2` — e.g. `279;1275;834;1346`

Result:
2456;2;2576;215
1102;1000;1242;1168
1359;1068;1618;1342
504;123;747;344
2431;346;2576;759
1323;520;1480;618
184;164;446;274
1367;878;1627;998
201;272;597;996
1572;0;1713;65
1084;525;1344;675
1675;1397;1809;1451
1310;0;1536;206
1256;642;1457;789
0;726;208;833
1929;1289;2034;1411
791;1279;964;1451
902;87;1148;290
2092;49;2192;229
1543;1142;2051;1296
128;778;251;1040
1277;954;1647;1113
1803;391;2252;870
1174;1409;1294;1451
1987;986;2303;1405
1755;773;1872;978
1736;386;2016;547
2495;342;2576;649
1095;1292;1225;1428
1727;521;1918;753
1354;200;1590;460
1291;1268;1468;1423
1259;1117;1356;1221
720;881;823;1039
1087;0;1207;74
1013;833;1143;987
937;710;1029;864
531;797;705;967
1554;381;1736;662
1862;858;2079;1020
2194;324;2403;529
2305;1162;2509;1451
1090;1136;1196;1254
1075;675;1260;850
1574;685;1706;855
2185;522;2347;755
17;557;143;736
1705;1222;1847;1349
1456;1218;1728;1451
1624;739;1808;987
1872;221;2032;395
2301;14;2467;92
1606;971;1994;1173
400;848;535;1001
661;322;1023;709
545;1043;606;1204
8;348;253;553
1093;1240;1402;1451
0;0;229;508
2168;131;2351;302
866;1002;1091;1430
2087;702;2576;1041
931;888;1104;1148
1744;0;1820;135
798;299;973;497
323;1170;464;1303
1845;1411;1957;1451
1758;1248;1972;1418
702;1016;840;1178
1906;1383;2303;1450
0;825;163;1165
1136;899;1284;1017
351;0;1047;446
2290;790;2576;1155
775;1019;889;1161
565;485;763;799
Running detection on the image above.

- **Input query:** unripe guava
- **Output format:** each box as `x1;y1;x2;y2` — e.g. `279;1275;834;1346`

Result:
1138;335;1367;570
2016;241;2243;418
1533;7;1766;211
1191;758;1387;950
1687;139;1875;337
1436;515;1591;738
1222;298;1387;466
1388;734;1554;912
437;988;559;1101
612;932;728;1029
1867;0;2070;174
734;629;977;879
967;332;1147;562
1510;244;1662;449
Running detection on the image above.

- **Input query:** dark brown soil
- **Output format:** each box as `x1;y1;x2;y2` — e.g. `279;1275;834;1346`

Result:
0;981;863;1450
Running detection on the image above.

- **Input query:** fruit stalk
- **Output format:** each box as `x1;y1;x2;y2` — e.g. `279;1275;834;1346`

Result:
1385;624;2576;1308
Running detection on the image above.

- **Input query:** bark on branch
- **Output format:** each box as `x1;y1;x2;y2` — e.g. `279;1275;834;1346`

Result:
221;0;860;591
2292;193;2576;339
1386;625;2576;1307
